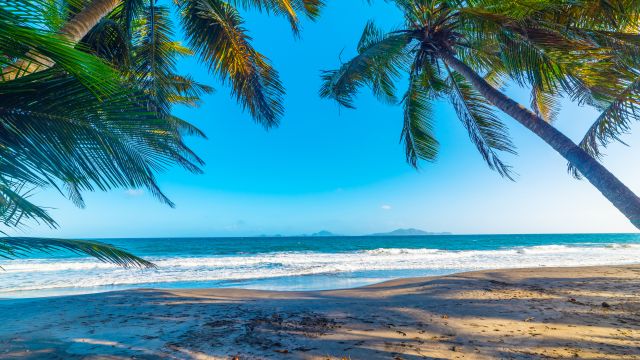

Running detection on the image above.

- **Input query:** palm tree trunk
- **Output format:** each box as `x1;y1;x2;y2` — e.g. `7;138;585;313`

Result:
1;0;121;80
439;50;640;230
59;0;122;43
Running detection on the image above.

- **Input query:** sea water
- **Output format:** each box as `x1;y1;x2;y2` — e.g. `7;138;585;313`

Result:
1;233;639;298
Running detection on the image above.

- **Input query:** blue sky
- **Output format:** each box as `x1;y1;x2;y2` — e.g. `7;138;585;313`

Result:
24;1;640;237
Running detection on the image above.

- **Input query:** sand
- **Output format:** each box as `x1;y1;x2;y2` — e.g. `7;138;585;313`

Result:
1;265;640;359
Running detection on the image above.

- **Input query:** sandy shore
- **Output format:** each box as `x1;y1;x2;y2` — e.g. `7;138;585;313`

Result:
1;265;640;359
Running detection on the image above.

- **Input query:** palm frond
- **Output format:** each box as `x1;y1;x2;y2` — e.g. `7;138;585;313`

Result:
133;5;183;116
230;0;324;34
0;237;155;268
446;68;516;179
357;21;406;104
166;74;215;107
483;67;507;89
459;6;626;109
113;0;146;41
0;70;204;212
81;18;130;68
0;8;122;95
295;0;323;19
231;0;301;35
179;0;284;127
542;0;640;31
401;68;439;167
0;0;61;30
320;22;411;108
569;76;640;177
459;9;573;91
0;181;56;228
531;83;560;123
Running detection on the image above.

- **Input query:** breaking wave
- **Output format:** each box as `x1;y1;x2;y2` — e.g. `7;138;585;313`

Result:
1;242;639;295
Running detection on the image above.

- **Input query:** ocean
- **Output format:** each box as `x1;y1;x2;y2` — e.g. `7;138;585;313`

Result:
1;233;639;298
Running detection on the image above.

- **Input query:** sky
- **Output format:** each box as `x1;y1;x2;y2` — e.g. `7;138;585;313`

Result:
22;1;640;237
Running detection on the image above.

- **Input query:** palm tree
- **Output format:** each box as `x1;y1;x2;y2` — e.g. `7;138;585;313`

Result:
1;0;321;263
320;0;640;229
0;5;200;266
3;0;323;126
1;0;322;221
0;0;323;217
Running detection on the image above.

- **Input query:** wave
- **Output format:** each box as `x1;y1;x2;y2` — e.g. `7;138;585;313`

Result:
1;243;639;294
362;248;442;255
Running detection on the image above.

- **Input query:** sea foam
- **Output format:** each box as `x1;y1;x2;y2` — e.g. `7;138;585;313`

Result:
1;242;639;295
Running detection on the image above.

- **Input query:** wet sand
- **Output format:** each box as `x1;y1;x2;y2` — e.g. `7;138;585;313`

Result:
1;265;640;359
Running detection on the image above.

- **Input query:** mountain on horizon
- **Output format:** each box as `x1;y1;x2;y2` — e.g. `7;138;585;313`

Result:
310;230;339;237
369;228;451;236
257;229;449;237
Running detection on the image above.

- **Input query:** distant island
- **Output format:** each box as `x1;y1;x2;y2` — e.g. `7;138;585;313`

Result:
256;228;450;237
310;230;339;237
368;228;452;236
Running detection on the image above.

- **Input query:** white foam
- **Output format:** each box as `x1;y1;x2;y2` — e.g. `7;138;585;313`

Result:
1;243;639;294
363;248;441;255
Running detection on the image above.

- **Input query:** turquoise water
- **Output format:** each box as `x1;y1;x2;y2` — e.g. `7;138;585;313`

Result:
1;233;639;298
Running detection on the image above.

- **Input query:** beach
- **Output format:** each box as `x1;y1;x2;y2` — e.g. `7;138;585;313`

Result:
2;264;639;359
5;1;640;359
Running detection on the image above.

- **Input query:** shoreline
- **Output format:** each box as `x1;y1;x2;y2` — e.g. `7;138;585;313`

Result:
4;237;640;299
2;264;640;359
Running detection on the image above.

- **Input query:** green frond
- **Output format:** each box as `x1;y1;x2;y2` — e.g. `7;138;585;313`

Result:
476;19;572;92
81;18;130;68
179;0;284;127
0;0;61;30
459;6;629;106
357;21;407;104
543;0;640;31
0;12;123;96
230;0;324;34
167;74;215;107
296;0;323;19
0;70;204;214
0;237;155;268
232;0;301;35
483;67;507;89
401;68;439;167
168;114;208;139
531;83;560;123
446;68;516;180
133;5;183;116
0;181;56;228
355;0;640;190
585;76;640;154
320;22;411;108
388;0;440;26
113;0;146;40
64;180;86;208
569;76;640;178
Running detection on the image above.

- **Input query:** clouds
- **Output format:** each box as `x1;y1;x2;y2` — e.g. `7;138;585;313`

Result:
381;204;392;210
